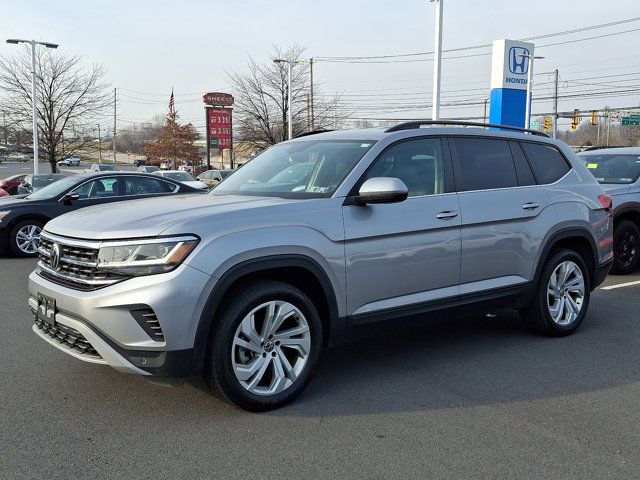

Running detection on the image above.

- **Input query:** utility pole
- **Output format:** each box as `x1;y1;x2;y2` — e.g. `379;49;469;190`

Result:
606;109;611;146
309;58;314;130
113;88;116;163
483;97;489;123
97;124;102;162
2;112;7;146
306;93;311;130
552;69;559;139
596;115;601;146
431;0;443;120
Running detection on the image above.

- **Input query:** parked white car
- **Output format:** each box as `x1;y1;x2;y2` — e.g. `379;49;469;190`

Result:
58;157;81;166
153;170;208;190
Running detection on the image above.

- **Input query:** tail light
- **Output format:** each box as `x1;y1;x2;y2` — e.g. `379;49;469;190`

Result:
598;194;613;216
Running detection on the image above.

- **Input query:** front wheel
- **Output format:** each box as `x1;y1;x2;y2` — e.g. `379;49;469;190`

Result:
203;280;323;411
611;220;640;275
521;249;590;337
9;219;44;257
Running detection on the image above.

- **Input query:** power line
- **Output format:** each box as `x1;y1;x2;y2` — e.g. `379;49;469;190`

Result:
315;16;640;62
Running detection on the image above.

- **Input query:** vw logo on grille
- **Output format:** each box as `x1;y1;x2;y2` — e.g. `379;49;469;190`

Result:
50;243;61;270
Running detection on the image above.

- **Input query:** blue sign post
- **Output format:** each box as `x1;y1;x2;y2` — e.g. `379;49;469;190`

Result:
489;39;535;128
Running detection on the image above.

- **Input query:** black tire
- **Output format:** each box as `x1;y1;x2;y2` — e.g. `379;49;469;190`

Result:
521;249;591;337
203;280;323;411
610;220;640;275
9;219;44;257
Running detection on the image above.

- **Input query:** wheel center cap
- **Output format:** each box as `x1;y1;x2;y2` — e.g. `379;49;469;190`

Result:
264;341;275;353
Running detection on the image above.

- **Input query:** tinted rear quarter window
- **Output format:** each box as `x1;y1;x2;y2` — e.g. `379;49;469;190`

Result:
521;142;570;184
450;137;518;191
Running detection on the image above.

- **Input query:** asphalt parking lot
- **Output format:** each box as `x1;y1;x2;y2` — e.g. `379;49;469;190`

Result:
1;255;639;479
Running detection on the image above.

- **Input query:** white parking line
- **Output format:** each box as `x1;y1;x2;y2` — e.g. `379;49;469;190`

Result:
601;280;640;290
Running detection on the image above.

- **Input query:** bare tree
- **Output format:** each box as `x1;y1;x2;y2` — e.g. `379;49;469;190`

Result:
227;45;348;148
0;46;111;172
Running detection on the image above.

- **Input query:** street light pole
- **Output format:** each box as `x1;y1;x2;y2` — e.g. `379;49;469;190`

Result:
6;39;58;174
431;0;443;120
273;59;298;140
520;53;545;129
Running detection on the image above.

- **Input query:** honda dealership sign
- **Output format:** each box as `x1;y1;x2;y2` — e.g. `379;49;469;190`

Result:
489;39;535;127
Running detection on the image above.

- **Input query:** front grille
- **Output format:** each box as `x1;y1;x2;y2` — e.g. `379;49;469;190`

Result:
34;317;102;359
37;232;127;291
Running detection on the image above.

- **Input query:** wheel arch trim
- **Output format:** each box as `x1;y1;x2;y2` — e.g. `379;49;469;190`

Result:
191;254;343;375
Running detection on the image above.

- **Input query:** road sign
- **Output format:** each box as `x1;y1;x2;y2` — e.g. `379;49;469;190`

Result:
622;115;640;126
530;120;540;130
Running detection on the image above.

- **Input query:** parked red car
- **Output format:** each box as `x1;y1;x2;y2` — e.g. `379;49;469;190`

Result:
0;174;27;195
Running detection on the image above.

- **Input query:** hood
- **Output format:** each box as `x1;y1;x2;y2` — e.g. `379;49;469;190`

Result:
44;194;300;239
599;183;631;196
0;194;35;206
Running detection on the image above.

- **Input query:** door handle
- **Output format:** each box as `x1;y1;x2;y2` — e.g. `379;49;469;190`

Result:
522;202;540;210
436;210;458;219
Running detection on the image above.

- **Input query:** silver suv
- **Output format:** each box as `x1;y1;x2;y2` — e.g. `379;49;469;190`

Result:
29;121;613;411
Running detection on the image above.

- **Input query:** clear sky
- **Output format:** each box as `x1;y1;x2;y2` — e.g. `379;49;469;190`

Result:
2;0;640;134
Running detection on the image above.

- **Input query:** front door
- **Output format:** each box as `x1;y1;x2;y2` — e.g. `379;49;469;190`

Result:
57;176;122;215
343;137;461;321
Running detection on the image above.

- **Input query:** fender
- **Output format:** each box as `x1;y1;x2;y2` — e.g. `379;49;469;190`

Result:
613;203;640;221
532;226;599;288
191;254;343;375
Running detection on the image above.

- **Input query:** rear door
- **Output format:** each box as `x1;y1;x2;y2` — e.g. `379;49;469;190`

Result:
449;137;553;295
123;175;179;199
343;137;461;320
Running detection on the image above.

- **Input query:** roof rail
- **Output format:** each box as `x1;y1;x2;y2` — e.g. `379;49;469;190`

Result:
294;129;333;139
384;120;549;137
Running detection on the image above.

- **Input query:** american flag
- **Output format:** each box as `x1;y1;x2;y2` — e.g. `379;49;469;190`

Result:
168;88;175;115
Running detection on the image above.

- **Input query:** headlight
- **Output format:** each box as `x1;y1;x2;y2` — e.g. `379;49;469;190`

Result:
0;211;11;222
97;235;199;276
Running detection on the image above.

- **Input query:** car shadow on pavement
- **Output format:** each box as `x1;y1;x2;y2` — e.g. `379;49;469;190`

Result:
18;289;639;419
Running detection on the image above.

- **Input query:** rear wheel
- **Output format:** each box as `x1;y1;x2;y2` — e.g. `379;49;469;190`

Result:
9;219;44;257
521;249;590;336
611;220;640;275
203;280;322;411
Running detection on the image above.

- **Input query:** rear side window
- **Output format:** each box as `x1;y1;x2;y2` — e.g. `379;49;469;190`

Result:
450;138;518;191
521;142;570;184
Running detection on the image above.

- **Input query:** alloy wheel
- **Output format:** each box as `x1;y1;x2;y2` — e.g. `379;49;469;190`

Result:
231;300;311;396
617;228;638;269
16;224;42;254
547;260;585;326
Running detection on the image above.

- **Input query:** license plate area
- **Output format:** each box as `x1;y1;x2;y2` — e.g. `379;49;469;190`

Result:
36;293;57;326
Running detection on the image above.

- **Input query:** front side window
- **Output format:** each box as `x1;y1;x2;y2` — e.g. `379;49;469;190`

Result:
450;138;518;191
363;138;445;197
213;140;375;198
72;177;119;198
578;153;640;184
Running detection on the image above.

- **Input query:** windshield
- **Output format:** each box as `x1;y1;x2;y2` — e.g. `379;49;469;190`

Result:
25;175;80;200
212;140;375;198
32;175;65;188
99;164;117;171
163;171;195;181
579;153;640;184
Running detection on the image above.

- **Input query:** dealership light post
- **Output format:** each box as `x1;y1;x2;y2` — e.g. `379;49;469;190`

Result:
273;59;300;140
431;0;443;120
6;39;59;174
520;53;545;129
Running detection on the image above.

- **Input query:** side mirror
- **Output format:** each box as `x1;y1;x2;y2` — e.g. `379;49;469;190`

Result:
62;193;80;204
354;177;408;205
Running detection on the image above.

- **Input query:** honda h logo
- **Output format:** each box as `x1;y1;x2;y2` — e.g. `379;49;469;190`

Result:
50;243;61;270
508;47;529;75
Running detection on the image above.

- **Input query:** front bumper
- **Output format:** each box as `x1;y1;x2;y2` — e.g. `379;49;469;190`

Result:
28;262;213;377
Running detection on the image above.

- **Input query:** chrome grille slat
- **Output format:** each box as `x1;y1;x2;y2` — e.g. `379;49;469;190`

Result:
37;232;127;291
